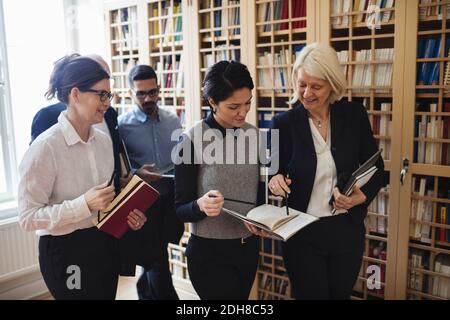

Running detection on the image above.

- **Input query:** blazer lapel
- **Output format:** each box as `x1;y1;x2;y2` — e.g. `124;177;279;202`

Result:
330;101;345;171
294;104;315;153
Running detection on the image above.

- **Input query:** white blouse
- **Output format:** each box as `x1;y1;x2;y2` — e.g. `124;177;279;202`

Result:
18;112;114;236
306;118;337;218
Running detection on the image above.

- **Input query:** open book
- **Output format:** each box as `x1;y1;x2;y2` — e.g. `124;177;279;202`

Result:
330;149;382;215
222;204;319;241
92;175;160;239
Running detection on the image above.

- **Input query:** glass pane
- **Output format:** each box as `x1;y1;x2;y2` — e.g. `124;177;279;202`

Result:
0;140;6;194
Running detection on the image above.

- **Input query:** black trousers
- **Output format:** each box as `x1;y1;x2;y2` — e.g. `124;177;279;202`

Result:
186;234;260;300
282;213;365;300
136;246;179;300
38;227;120;299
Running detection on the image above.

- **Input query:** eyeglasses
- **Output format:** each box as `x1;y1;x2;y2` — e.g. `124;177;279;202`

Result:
133;88;159;99
81;89;114;102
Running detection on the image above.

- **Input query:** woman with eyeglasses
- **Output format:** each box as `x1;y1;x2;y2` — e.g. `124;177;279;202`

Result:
18;54;148;299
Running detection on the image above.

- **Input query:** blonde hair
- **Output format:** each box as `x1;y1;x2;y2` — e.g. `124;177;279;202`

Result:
291;43;346;104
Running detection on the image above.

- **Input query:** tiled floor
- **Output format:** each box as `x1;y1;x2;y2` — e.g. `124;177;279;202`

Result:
36;272;141;300
115;274;139;300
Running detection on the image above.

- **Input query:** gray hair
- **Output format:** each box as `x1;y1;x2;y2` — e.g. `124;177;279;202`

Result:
291;43;346;104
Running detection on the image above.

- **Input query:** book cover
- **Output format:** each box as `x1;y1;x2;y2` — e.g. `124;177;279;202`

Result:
93;175;160;239
222;204;319;241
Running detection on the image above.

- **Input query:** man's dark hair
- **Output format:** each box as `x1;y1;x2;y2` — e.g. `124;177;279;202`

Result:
45;54;109;103
128;64;158;88
202;60;254;109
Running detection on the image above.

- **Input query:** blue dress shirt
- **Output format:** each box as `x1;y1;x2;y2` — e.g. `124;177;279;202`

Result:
118;106;182;173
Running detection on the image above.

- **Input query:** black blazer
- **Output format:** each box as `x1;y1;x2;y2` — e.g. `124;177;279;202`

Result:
270;100;385;224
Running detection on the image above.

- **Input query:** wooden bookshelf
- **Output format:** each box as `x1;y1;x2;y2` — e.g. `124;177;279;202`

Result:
103;0;450;300
250;0;313;300
320;0;405;300
196;0;243;119
147;0;186;126
397;0;450;300
105;1;141;115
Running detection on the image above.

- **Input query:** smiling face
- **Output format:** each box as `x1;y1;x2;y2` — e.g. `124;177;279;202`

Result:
210;87;252;129
75;79;111;125
297;69;333;113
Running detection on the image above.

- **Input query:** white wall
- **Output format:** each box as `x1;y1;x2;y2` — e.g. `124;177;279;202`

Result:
4;0;67;167
74;0;107;57
4;0;107;170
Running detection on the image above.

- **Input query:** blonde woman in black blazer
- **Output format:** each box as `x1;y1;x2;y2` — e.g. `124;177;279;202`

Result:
268;43;384;299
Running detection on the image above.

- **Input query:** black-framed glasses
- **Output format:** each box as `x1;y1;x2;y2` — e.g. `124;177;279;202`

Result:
81;89;114;102
133;88;159;99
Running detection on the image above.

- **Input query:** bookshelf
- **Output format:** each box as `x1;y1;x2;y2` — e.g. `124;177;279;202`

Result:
103;0;450;300
197;0;243;119
320;0;405;300
105;1;141;115
398;0;450;300
250;0;314;300
147;0;186;126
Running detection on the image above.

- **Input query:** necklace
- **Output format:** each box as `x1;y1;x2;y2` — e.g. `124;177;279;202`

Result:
308;112;328;129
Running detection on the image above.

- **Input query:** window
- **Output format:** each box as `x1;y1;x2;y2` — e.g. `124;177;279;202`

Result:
0;0;17;204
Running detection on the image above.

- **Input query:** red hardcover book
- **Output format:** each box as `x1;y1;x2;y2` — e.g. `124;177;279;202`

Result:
93;175;160;239
298;0;306;28
280;0;289;30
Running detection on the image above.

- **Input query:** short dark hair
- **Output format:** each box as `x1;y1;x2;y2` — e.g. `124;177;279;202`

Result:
45;54;110;103
203;60;254;108
128;64;157;88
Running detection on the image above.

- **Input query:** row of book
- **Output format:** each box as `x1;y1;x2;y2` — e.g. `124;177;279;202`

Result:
409;177;450;244
408;250;449;299
416;37;450;87
371;102;392;160
331;0;395;28
337;48;394;91
111;7;139;51
413;102;450;166
155;55;184;93
419;0;450;20
149;1;183;45
200;0;240;37
367;185;390;235
257;45;305;94
202;44;241;69
257;0;306;32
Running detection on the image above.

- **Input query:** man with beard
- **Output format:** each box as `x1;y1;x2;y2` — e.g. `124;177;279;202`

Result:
118;65;184;300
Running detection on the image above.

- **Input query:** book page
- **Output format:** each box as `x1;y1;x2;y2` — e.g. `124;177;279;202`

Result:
271;209;319;241
247;204;298;230
96;181;146;227
101;175;141;213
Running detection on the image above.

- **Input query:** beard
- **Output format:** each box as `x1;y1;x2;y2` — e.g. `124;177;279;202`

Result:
141;101;157;114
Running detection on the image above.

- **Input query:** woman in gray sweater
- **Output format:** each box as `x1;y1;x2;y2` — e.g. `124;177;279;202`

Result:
174;61;263;299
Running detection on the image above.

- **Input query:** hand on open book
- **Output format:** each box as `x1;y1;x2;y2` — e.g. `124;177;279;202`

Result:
136;163;162;184
332;185;367;212
85;182;115;211
127;209;147;231
197;190;224;217
268;174;292;197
